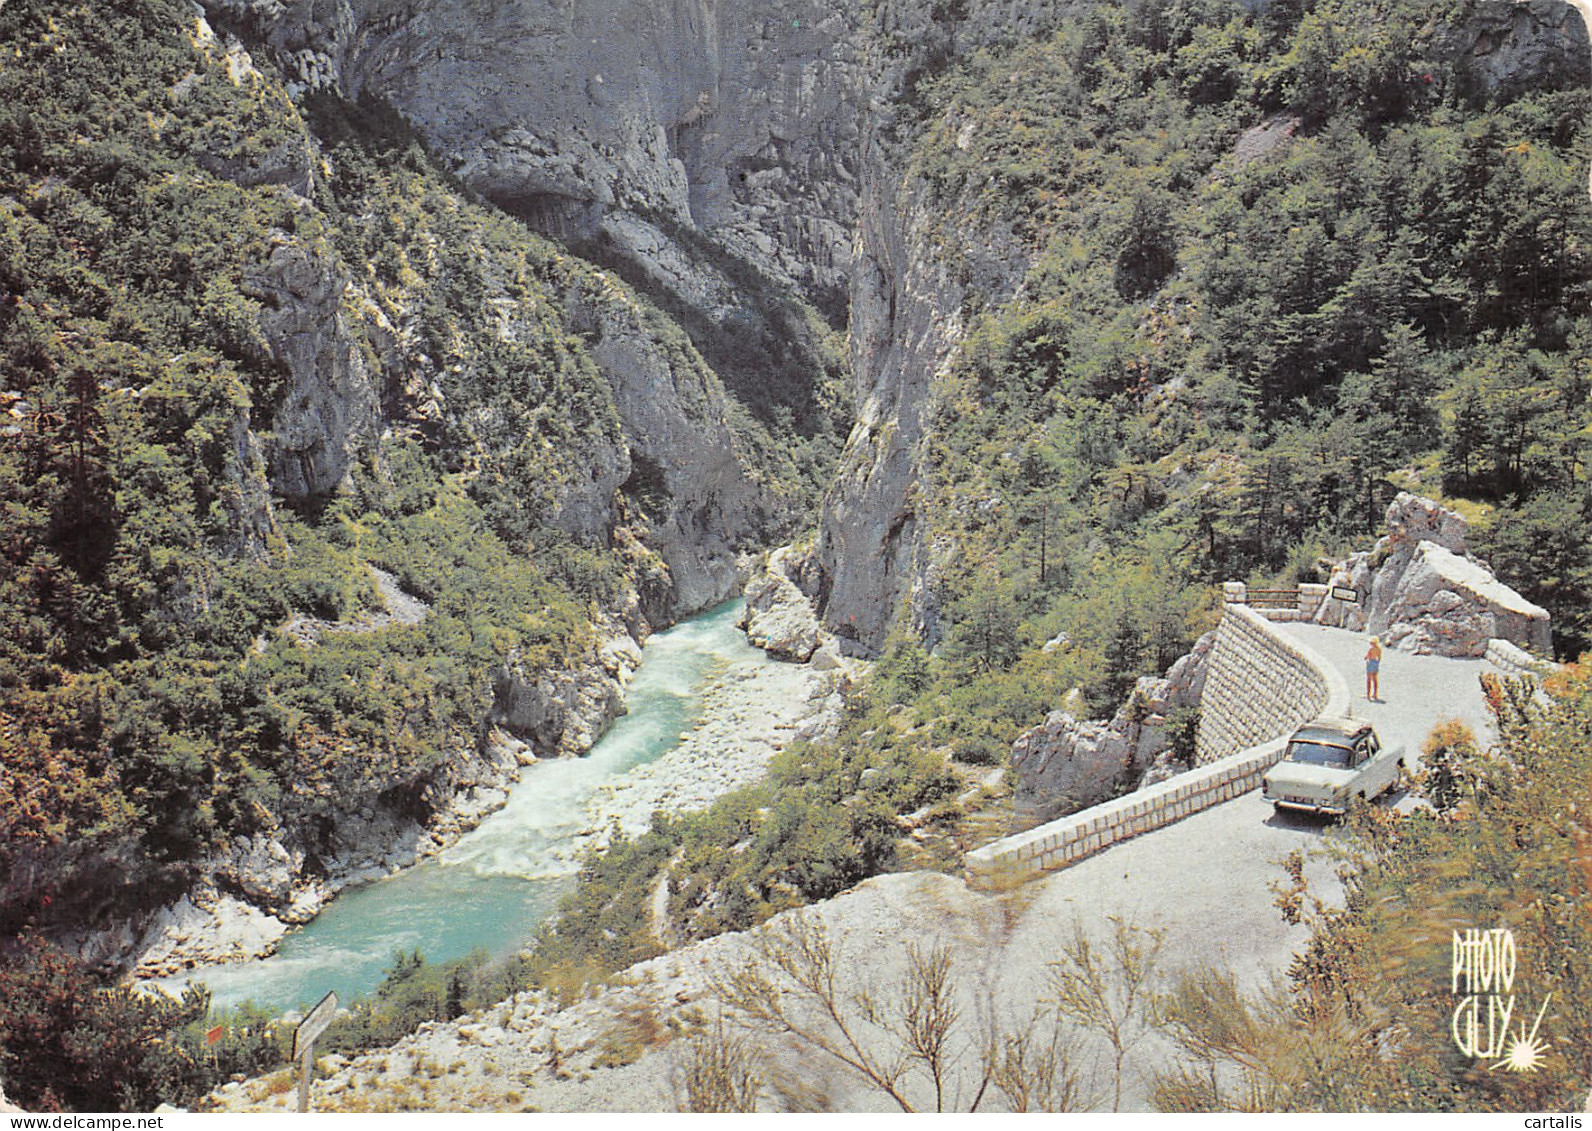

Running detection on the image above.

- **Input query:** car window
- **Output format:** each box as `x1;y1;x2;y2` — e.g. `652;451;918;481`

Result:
1286;741;1351;768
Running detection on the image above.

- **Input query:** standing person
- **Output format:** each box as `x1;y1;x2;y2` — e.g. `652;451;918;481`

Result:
1365;635;1382;701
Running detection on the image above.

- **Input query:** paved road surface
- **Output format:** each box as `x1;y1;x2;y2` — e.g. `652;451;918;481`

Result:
1276;622;1497;766
992;622;1499;1108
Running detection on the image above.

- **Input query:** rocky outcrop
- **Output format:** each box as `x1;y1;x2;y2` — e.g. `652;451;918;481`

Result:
1314;493;1552;658
195;0;1073;656
739;545;826;662
248;238;381;501
202;0;867;311
563;285;769;612
1429;0;1590;96
1012;631;1213;822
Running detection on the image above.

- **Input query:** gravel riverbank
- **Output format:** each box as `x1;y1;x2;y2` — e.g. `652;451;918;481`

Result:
556;655;840;867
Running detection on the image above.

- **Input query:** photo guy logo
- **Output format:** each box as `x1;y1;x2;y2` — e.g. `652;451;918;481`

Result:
1450;927;1551;1072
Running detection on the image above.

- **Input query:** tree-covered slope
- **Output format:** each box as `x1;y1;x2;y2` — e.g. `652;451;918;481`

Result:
0;0;838;953
868;0;1592;738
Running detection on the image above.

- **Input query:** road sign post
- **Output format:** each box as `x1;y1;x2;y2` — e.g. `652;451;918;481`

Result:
292;991;338;1114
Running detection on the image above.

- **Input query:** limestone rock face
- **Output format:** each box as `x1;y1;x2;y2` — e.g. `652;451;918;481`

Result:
130;893;291;978
491;619;645;758
1164;630;1216;707
204;0;867;314
216;834;301;909
198;0;1074;656
1377;541;1552;656
1314;493;1551;657
1427;0;1590;96
246;240;380;500
739;545;825;662
564;286;768;613
1013;631;1214;821
1012;710;1137;820
1380;490;1472;556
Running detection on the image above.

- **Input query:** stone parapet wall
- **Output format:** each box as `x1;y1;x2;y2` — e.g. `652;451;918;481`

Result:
1485;638;1558;681
1221;582;1329;622
1195;605;1348;764
965;606;1347;890
966;735;1291;889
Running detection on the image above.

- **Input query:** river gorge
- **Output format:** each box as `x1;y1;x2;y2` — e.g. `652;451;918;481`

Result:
153;599;827;1012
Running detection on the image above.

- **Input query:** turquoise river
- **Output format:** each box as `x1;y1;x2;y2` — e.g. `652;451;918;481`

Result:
167;598;764;1012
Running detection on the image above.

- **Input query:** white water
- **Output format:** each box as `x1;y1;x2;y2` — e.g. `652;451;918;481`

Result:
166;598;768;1012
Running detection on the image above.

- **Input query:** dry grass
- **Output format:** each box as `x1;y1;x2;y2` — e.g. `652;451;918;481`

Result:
247;1069;296;1103
593;999;671;1069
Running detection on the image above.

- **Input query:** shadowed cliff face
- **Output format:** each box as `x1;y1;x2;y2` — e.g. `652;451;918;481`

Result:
205;0;868;318
200;0;1592;654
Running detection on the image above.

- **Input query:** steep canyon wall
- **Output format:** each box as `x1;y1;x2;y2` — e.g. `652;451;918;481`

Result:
199;0;1592;654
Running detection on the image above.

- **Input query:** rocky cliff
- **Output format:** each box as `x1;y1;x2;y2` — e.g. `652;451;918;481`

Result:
194;0;1591;658
177;2;832;624
192;0;1069;655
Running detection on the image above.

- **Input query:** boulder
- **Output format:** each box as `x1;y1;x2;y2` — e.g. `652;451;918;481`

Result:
1014;632;1214;821
216;834;299;909
739;546;825;663
1314;493;1551;657
1376;542;1551;657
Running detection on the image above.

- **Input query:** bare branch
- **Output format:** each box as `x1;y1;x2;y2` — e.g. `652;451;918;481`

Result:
676;1010;764;1113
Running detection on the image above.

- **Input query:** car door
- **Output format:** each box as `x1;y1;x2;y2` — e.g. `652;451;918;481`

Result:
1355;731;1395;797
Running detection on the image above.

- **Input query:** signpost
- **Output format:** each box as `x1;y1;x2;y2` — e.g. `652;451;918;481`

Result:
292;991;338;1114
1331;585;1359;604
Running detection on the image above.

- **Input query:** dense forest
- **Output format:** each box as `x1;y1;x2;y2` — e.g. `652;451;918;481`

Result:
1;0;1591;1113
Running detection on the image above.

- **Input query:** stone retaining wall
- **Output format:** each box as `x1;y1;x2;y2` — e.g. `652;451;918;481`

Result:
1485;638;1558;682
965;606;1347;890
1195;604;1348;764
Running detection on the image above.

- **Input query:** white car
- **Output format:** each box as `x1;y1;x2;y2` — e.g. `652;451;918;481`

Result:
1261;716;1406;817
